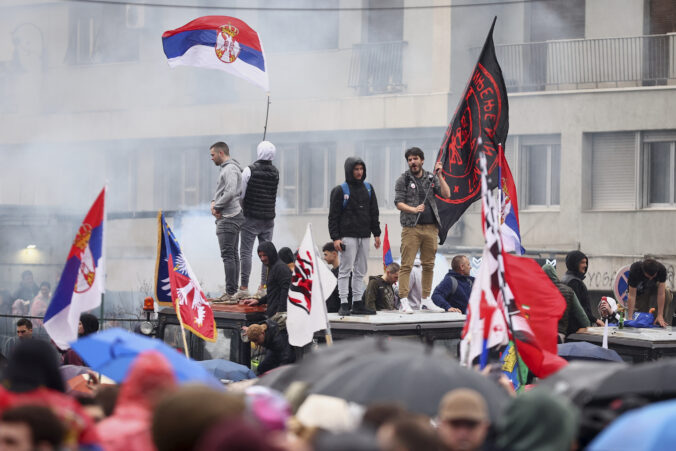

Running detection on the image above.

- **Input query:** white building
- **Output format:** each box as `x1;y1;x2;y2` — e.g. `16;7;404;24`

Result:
0;0;674;303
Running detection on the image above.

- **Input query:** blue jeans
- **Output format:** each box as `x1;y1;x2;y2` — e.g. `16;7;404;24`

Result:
239;217;274;288
216;212;244;295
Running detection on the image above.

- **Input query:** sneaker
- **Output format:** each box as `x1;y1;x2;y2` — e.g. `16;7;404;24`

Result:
351;301;376;315
399;297;414;314
338;304;351;316
421;297;445;312
253;287;267;299
213;292;234;304
233;290;251;300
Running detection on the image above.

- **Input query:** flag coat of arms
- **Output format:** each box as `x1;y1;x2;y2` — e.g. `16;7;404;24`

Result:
499;145;524;255
287;225;336;347
44;188;105;349
435;17;509;244
162;16;269;91
157;212;216;342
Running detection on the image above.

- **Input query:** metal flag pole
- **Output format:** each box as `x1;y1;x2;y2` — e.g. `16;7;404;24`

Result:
308;223;334;346
413;167;442;226
262;94;271;141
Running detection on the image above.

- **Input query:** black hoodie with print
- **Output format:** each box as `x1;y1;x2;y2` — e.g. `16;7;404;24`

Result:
328;157;381;241
257;241;291;317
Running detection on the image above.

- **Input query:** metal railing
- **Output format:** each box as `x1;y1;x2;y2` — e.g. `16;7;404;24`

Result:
348;41;407;95
491;34;676;92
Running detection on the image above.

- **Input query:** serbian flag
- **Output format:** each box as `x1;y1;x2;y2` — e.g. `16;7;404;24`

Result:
499;144;525;255
435;17;509;244
44;188;105;350
162;16;269;92
383;224;393;270
159;212;217;342
287;224;336;347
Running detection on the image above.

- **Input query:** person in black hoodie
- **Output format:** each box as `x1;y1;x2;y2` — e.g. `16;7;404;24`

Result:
328;157;381;316
242;241;291;318
245;319;295;375
562;250;604;327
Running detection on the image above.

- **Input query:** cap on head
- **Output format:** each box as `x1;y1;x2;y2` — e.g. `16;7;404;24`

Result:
438;388;489;423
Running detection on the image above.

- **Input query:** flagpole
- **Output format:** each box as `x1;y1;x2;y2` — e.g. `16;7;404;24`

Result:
262;94;271;141
175;302;191;359
308;223;333;346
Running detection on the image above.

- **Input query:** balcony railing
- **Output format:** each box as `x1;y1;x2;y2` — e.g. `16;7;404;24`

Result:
348;41;407;95
490;34;676;92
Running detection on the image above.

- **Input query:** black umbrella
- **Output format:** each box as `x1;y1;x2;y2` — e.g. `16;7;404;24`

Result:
592;357;676;401
537;360;628;406
257;337;508;420
557;342;623;362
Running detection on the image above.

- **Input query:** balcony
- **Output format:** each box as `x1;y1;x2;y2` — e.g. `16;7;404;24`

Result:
348;41;407;95
492;34;676;92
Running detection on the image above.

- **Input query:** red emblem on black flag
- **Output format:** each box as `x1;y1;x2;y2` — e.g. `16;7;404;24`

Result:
435;17;509;244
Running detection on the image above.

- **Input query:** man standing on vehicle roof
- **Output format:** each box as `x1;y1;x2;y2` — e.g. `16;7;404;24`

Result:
327;157;381;316
395;147;450;313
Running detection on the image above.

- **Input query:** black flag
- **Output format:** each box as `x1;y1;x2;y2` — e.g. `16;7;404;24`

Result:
435;17;509;244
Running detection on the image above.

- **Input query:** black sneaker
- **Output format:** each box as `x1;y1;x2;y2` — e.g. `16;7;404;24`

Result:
351;301;376;315
338;304;351;316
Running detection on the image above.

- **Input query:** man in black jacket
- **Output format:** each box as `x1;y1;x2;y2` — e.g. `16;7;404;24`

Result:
328;157;381;316
241;241;291;317
562;250;604;327
246;319;295;375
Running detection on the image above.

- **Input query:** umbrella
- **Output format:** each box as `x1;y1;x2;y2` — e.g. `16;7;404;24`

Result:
70;328;221;388
537;360;628;406
198;359;256;382
588;398;676;450
259;337;508;420
592;357;676;401
557;342;623;362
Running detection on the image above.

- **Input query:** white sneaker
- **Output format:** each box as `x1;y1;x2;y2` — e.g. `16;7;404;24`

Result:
421;297;445;312
399;297;414;314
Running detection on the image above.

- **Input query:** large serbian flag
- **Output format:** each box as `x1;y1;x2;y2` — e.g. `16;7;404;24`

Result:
44;188;105;350
162;16;269;92
159;212;217;342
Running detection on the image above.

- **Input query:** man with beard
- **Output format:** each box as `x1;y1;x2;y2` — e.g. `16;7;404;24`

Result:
395;147;450;313
562;250;604;327
241;241;291;318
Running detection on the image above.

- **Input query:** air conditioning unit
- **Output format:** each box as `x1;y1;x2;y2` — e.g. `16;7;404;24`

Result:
125;5;145;29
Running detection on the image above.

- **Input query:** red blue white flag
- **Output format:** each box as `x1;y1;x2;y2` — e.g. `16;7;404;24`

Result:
499;144;525;255
162;16;269;92
383;224;393;270
159;212;217;342
44;188;105;349
287;224;336;347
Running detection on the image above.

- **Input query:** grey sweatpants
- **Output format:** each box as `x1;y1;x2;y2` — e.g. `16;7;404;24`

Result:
338;237;370;305
239;217;274;288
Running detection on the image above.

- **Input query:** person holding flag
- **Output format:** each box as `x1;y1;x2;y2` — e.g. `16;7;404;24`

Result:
394;147;450;313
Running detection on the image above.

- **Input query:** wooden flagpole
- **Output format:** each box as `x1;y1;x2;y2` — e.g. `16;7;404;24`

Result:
175;302;191;359
308;223;333;346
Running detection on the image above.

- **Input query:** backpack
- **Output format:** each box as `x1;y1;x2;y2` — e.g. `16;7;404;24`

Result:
341;182;372;209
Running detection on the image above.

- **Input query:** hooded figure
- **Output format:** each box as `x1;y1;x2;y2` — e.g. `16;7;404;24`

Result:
562;250;598;325
256;241;292;317
327;157;381;316
63;313;100;366
97;351;178;451
496;389;579;451
4;339;65;393
542;264;590;336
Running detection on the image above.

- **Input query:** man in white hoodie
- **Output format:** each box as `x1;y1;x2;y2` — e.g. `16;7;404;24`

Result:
236;141;279;299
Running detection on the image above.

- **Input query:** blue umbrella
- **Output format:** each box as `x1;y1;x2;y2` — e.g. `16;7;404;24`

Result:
557;341;623;362
70;327;221;389
588;398;676;450
198;359;256;382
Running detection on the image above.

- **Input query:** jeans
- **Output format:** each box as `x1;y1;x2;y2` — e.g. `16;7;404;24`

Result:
399;224;438;298
216;212;244;295
239;217;274;288
338;237;370;305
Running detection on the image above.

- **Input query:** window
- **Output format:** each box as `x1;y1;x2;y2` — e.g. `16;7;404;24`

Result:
301;143;335;211
518;137;560;208
154;147;212;210
646;141;676;205
359;140;407;209
276;144;299;212
590;132;637;210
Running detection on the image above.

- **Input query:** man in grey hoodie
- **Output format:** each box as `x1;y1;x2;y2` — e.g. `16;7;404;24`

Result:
210;141;244;301
236;141;279;299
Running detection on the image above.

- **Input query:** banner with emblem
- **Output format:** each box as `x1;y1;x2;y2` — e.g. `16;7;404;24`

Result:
44;188;105;350
287;224;336;347
158;212;217;342
435;17;509;244
162;16;269;92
